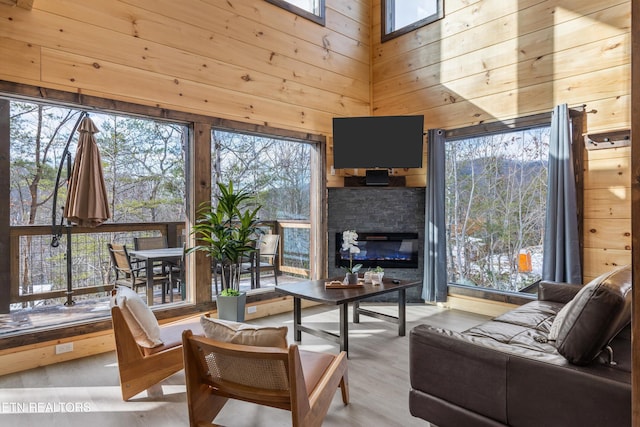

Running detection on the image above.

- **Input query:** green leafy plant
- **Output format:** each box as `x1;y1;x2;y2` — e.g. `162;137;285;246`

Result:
373;266;384;273
188;181;262;294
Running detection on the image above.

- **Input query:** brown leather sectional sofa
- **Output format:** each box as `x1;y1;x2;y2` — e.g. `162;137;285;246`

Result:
409;265;632;427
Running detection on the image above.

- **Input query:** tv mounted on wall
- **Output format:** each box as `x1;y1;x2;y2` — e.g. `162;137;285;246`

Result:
332;115;424;169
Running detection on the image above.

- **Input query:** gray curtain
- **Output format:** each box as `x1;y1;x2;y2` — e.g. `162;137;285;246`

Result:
423;129;447;302
542;104;582;284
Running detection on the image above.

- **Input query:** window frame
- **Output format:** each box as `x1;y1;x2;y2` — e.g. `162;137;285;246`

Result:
210;127;315;283
441;110;585;302
265;0;325;26
445;124;551;296
382;0;444;42
0;82;327;347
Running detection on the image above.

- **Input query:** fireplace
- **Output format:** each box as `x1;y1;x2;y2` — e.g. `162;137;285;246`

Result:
335;232;419;269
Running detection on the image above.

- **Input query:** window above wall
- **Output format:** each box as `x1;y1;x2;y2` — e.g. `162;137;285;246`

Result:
382;0;444;42
266;0;325;26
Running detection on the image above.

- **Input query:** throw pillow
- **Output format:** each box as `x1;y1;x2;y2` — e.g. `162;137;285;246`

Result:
200;315;288;348
548;301;571;341
110;286;163;348
554;265;632;365
548;282;592;341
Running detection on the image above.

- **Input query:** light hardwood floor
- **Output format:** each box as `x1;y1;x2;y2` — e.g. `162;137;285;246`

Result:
0;304;489;427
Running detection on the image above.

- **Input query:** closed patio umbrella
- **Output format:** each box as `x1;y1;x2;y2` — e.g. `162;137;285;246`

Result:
63;116;111;227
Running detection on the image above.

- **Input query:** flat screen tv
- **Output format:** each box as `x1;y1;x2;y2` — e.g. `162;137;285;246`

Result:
332;115;424;169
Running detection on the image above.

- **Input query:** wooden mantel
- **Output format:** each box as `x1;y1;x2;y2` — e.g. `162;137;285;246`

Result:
0;0;33;10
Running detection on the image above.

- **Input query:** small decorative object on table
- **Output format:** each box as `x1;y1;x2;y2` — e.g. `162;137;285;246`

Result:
341;230;362;284
363;270;373;283
325;280;363;289
371;266;384;286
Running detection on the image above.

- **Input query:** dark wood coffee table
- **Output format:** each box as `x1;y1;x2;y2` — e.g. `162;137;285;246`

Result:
274;278;421;355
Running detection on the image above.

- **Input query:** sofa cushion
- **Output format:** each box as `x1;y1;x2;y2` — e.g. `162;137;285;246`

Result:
554;265;632;365
200;315;288;348
110;286;162;348
493;300;561;333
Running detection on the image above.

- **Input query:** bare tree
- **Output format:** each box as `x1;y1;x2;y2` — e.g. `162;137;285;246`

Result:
445;127;549;291
9;103;80;305
9;102;187;307
212;130;311;220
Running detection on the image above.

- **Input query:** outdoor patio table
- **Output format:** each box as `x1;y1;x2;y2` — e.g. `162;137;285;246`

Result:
129;247;183;305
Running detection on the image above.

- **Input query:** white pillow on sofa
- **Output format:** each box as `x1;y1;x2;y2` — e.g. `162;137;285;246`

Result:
111;286;162;348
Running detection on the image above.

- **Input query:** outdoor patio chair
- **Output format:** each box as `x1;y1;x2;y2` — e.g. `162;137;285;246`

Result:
110;286;203;400
182;329;349;427
108;243;168;298
133;235;182;298
212;240;256;294
250;233;280;287
133;235;169;273
133;236;168;250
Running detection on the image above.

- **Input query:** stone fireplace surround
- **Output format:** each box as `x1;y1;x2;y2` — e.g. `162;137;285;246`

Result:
327;187;425;303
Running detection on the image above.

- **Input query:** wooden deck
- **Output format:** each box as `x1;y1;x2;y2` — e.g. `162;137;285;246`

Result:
0;304;489;426
0;274;300;337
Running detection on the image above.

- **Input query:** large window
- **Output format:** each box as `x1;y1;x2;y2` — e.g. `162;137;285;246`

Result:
445;126;550;293
382;0;444;42
10;102;186;226
8;98;188;309
212;129;313;279
266;0;325;26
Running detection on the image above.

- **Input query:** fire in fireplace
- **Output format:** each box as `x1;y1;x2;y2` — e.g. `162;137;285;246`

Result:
335;232;419;269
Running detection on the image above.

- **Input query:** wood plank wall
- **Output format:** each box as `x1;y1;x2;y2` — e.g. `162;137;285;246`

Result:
0;0;370;133
0;1;631;279
0;0;635;405
631;2;639;424
371;0;631;280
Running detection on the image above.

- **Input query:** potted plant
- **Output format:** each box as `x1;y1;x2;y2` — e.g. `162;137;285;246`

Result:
188;181;261;321
341;230;362;284
371;266;384;286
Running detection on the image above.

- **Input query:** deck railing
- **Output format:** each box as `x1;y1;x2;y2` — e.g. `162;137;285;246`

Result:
8;220;310;309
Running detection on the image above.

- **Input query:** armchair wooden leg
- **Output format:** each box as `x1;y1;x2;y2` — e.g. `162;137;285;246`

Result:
189;385;228;427
183;331;228;426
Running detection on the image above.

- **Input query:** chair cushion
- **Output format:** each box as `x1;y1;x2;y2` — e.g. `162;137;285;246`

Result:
111;286;162;348
142;316;204;356
200;315;288;348
299;349;336;395
553;265;632;365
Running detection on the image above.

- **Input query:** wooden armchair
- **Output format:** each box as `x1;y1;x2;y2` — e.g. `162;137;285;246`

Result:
110;287;202;400
182;329;349;427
